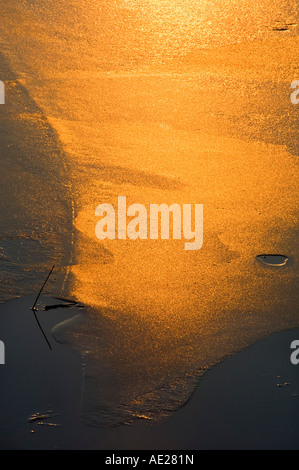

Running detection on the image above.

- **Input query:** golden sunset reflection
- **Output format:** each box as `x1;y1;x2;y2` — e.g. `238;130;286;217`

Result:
0;0;298;425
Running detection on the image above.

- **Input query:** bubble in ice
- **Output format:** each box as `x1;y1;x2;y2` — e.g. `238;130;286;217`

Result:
256;254;289;267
